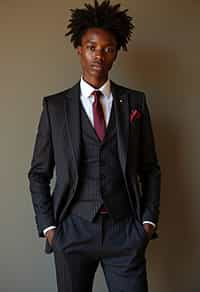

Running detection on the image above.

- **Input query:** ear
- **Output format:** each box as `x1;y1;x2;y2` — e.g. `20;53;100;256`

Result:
76;46;82;56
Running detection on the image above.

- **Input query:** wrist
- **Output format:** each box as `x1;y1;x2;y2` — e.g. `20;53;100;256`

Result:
43;226;56;236
143;223;154;235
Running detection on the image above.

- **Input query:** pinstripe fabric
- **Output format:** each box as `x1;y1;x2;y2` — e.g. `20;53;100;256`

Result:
53;213;148;292
54;252;72;292
68;103;132;222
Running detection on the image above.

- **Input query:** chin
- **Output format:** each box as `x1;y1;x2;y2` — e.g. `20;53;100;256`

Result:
90;69;107;78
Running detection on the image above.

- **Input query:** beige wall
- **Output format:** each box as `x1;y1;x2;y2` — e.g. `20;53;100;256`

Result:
0;1;199;291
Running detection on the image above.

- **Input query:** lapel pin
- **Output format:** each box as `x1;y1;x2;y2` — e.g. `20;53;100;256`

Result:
120;99;123;103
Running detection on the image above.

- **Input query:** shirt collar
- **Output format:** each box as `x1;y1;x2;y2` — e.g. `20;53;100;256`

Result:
80;76;111;98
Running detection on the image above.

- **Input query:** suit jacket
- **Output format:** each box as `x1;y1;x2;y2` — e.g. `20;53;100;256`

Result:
28;80;161;240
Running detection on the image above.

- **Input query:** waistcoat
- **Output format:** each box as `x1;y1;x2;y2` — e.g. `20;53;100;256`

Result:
68;102;132;221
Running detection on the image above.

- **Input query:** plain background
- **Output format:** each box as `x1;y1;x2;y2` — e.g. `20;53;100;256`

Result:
0;0;199;291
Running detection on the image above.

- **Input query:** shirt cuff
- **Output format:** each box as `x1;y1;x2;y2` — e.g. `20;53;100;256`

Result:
43;226;56;236
142;221;156;229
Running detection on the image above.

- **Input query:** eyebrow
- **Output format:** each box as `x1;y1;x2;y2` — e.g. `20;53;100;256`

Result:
86;40;116;46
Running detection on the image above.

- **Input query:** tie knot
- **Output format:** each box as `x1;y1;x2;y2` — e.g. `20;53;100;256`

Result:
92;90;102;100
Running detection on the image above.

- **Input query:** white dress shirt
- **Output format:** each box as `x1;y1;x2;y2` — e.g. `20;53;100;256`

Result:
80;76;113;126
43;77;155;235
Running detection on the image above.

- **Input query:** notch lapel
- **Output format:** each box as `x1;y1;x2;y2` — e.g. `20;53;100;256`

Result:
64;82;81;174
111;81;129;175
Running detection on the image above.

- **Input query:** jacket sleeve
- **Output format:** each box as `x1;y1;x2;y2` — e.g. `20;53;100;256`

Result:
28;97;55;237
138;94;161;226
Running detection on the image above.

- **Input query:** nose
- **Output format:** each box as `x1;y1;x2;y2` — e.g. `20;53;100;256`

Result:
94;49;104;61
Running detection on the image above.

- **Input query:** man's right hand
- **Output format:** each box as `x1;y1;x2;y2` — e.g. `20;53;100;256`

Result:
45;229;56;246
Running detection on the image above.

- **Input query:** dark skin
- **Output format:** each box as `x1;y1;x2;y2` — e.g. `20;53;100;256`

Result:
46;27;154;245
76;27;118;88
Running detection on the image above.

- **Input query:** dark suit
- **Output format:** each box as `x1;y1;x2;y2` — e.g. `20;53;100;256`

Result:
28;80;161;291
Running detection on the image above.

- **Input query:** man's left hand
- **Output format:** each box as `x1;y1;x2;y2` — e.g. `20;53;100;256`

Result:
143;223;155;240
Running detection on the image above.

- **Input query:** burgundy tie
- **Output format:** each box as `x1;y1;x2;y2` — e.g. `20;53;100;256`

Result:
92;91;109;215
92;90;106;141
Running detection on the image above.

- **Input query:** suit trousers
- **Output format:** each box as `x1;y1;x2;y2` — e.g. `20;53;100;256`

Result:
53;212;149;292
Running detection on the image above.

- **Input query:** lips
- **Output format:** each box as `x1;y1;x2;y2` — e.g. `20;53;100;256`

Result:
91;62;104;70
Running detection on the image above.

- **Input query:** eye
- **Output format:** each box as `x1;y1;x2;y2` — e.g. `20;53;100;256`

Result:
104;47;115;53
87;45;96;51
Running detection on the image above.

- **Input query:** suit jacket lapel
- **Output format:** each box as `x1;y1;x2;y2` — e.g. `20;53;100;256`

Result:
111;81;129;175
64;81;81;174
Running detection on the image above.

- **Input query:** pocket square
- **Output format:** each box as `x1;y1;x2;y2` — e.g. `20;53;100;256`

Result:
130;109;142;123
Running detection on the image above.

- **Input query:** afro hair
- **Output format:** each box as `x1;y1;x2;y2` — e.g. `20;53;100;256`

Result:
65;0;135;51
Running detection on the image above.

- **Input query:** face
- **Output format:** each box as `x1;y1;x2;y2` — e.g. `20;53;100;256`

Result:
77;28;118;87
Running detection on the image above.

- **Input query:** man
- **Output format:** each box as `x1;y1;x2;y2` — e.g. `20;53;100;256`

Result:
28;1;161;291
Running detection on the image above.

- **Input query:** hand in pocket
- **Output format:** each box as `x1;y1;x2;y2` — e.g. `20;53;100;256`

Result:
46;229;56;247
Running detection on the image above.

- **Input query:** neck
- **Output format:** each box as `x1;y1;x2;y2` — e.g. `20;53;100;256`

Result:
82;75;108;89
